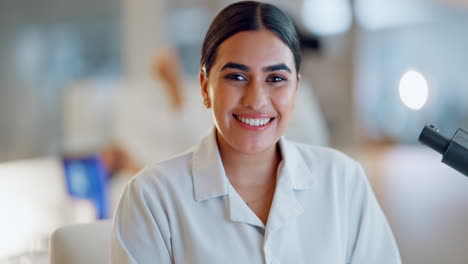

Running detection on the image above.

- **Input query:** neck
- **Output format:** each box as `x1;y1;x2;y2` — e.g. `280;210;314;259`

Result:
216;131;282;187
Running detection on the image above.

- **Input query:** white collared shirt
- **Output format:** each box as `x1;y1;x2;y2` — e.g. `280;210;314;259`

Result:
111;128;401;264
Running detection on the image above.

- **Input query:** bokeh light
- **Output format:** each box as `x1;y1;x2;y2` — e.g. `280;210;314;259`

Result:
399;70;429;110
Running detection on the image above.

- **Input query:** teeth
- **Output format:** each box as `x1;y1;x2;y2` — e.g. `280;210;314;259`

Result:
236;116;271;126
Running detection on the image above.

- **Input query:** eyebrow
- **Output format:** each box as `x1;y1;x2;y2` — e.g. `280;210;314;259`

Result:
221;62;250;72
220;62;292;74
263;63;291;73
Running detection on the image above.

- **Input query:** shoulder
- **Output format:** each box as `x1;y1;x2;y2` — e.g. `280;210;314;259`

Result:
283;139;367;185
127;148;196;198
288;140;359;169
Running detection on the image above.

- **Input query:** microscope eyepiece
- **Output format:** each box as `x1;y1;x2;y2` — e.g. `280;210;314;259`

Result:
419;125;468;177
418;125;450;155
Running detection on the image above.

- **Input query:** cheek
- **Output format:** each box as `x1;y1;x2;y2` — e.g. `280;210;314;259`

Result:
209;79;223;99
273;86;296;113
209;81;238;115
210;80;240;104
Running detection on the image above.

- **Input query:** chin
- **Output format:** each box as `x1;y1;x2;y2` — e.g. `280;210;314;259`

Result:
231;136;277;155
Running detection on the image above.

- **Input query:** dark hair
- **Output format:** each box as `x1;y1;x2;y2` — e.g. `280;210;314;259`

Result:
200;1;301;77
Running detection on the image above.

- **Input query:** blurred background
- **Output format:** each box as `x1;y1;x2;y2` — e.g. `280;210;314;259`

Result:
1;0;468;263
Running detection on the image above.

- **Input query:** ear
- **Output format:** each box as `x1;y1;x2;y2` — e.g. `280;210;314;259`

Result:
199;71;211;108
296;73;301;90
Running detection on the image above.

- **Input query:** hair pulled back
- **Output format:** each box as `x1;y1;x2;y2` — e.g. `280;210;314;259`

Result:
200;1;301;77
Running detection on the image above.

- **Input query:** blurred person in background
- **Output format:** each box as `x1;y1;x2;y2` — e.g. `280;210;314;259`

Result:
99;47;213;212
111;1;401;263
64;46;213;215
101;48;213;177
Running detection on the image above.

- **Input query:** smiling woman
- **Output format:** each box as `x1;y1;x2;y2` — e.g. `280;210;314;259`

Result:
201;30;298;157
111;1;401;264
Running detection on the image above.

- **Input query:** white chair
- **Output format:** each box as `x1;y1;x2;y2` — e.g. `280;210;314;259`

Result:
50;221;112;264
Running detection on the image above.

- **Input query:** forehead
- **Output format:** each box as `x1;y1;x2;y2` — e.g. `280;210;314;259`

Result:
214;30;295;71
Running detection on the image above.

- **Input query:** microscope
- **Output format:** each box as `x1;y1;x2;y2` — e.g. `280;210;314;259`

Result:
419;125;468;176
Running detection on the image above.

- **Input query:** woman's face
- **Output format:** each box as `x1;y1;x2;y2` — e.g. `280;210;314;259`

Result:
200;30;299;155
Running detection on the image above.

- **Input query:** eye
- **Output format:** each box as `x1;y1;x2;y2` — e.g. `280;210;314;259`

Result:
224;73;247;81
266;75;286;83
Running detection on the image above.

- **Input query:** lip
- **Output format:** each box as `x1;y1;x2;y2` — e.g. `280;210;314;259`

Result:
232;113;275;131
233;113;275;118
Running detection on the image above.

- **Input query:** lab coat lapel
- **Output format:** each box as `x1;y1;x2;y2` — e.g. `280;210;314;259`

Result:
227;183;265;228
265;163;304;234
266;137;315;234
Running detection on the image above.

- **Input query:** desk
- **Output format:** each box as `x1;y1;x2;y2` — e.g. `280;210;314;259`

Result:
356;145;468;264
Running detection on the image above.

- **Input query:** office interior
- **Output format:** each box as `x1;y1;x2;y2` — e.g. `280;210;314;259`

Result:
1;0;468;263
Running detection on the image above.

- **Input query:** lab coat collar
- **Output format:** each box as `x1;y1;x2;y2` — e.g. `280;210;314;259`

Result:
192;127;229;202
192;127;315;202
278;137;315;190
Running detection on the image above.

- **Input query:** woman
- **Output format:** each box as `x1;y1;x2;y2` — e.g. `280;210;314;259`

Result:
111;2;401;263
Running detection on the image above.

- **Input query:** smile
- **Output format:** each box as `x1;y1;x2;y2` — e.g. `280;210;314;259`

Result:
233;114;275;129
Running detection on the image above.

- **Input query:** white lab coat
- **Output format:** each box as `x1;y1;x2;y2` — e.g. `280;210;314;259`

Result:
111;128;401;264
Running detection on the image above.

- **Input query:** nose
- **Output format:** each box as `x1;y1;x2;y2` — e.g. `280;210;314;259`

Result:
241;80;268;110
